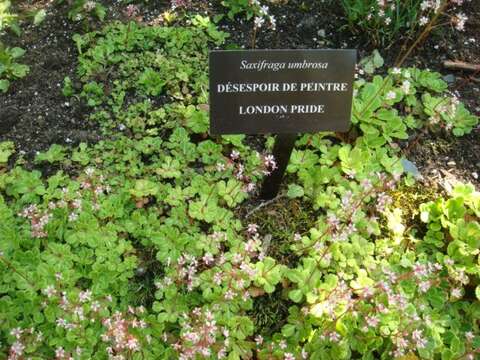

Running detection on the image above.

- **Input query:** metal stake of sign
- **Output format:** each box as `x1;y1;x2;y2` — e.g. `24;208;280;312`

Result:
260;134;297;200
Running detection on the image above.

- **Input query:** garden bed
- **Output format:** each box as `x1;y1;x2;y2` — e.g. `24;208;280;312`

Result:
1;0;479;182
0;1;479;359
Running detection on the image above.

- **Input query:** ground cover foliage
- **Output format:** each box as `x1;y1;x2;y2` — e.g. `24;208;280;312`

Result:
1;1;480;359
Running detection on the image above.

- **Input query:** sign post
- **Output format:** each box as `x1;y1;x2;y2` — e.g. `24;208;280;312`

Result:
259;133;297;199
209;49;356;199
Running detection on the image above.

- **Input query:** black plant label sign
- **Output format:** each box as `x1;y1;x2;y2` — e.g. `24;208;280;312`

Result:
209;49;357;135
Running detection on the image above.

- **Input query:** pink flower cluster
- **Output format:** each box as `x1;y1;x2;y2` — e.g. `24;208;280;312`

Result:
363;0;471;31
429;95;460;129
262;154;278;176
7;327;43;360
34;280;150;359
43;283;107;335
365;264;445;357
365;0;398;25
419;0;471;30
171;308;228;359
177;253;200;291
83;1;96;12
18;167;109;238
123;4;139;19
216;150;277;194
102;309;147;358
389;326;428;357
245;223;263;258
251;0;277;30
171;0;190;9
156;245;258;304
320;330;342;343
296;259;455;358
18;204;52;238
318;173;396;245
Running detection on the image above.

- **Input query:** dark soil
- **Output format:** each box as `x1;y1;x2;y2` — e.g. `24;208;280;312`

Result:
0;3;101;162
403;0;480;189
0;0;479;188
409;130;480;189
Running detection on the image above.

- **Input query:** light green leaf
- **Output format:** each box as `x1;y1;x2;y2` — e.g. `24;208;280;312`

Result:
10;47;25;58
0;79;10;93
289;289;303;303
287;184;304;198
0;141;15;164
33;9;47;25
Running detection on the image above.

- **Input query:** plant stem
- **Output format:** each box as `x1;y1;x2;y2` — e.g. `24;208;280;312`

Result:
354;1;451;123
394;1;450;67
0;255;36;289
125;21;132;48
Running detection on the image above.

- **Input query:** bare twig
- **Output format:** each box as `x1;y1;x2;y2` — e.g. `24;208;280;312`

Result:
443;60;480;72
245;194;286;219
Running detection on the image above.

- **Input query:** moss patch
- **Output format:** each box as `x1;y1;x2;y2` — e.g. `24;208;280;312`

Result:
250;288;292;337
388;183;439;227
244;197;318;266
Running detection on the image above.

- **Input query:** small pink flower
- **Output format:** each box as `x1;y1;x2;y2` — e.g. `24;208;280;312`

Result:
230;150;240;160
56;318;68;328
224;289;235;300
124;4;139;18
171;0;189;9
451;287;462;298
465;331;474;341
264;154;277;170
395;337;409;350
216;162;226;172
244;182;256;193
213;272;223;285
91;301;101;312
247;223;259;234
43;285;56;298
232;253;243;264
326;214;340;229
202;253;214;265
361;286;375;298
78;290;92;303
10;328;23;339
329;332;341;342
245;239;258;253
366;315;379;328
418;281;432;293
413;263;428;278
10;341;25;356
55;347;66;358
240;262;256;277
236;279;245;289
218;347;227;358
453;13;467;31
126;337;140;351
